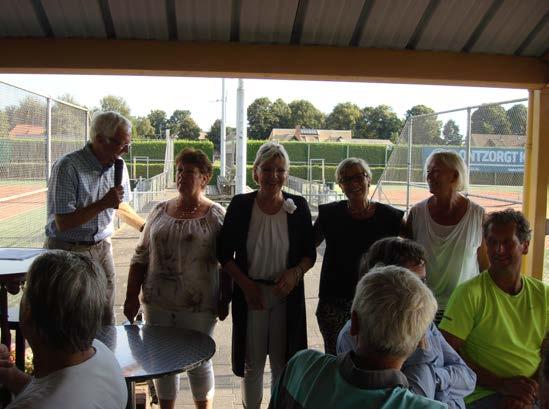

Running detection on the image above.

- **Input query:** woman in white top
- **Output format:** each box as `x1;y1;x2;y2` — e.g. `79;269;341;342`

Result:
124;148;225;409
218;142;316;409
404;150;488;323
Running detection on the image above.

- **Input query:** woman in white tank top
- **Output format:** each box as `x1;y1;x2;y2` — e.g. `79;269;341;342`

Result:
404;150;488;323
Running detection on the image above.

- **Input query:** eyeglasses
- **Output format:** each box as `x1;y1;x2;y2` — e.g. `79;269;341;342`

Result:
338;172;368;185
105;135;131;149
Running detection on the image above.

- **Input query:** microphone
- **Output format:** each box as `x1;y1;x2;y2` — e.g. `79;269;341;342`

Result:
114;159;124;187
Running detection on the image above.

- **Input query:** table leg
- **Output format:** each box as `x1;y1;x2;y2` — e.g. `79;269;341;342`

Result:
0;285;10;349
126;380;136;409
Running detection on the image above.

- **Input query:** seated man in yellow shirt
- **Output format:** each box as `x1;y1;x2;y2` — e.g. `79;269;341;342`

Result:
440;209;548;409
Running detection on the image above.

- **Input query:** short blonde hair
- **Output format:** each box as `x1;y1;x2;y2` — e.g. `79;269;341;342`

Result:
351;265;437;358
425;150;468;192
253;142;290;170
335;158;372;183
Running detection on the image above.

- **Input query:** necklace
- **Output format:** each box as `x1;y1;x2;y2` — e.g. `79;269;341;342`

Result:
175;200;200;218
347;200;372;216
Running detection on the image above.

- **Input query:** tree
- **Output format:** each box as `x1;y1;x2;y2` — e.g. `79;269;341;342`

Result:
208;119;236;151
325;102;361;131
442;119;463;146
288;100;325;129
355;105;403;140
0;111;9;138
405;105;442;145
57;93;80;106
134;116;155;139
471;104;512;135
4;96;48;129
506;104;527;135
247;97;276;140
99;95;130;118
147;110;167;137
168;110;200;140
271;98;292;128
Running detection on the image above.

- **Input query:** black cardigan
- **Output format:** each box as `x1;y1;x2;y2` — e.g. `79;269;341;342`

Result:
217;191;317;377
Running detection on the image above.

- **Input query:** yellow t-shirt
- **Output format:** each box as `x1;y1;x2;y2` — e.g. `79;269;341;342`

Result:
439;271;549;403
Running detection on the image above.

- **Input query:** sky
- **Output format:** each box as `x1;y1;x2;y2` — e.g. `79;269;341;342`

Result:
0;74;528;132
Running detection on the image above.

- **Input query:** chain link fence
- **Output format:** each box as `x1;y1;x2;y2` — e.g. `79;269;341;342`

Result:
374;98;527;214
0;81;88;247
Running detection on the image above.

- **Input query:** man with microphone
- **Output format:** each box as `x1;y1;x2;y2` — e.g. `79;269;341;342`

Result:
45;111;133;325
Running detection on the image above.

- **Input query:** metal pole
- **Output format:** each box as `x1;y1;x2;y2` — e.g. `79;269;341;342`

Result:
465;107;472;191
46;98;52;181
406;119;413;213
220;79;227;177
235;79;247;194
85;110;89;143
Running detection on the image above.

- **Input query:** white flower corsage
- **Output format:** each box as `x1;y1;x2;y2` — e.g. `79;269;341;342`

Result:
283;198;297;214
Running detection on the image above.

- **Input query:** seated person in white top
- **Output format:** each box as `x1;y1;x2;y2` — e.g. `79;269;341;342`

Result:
0;250;127;409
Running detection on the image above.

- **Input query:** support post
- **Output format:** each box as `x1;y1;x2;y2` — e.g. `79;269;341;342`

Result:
235;79;247;194
46;97;52;181
220;78;227;177
406;119;413;213
465;107;472;191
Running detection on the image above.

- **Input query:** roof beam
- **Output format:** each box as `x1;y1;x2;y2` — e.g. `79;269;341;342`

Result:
406;0;440;50
98;0;116;39
290;0;308;45
166;0;178;41
514;11;549;56
462;0;502;53
0;38;546;89
230;0;241;42
349;0;375;47
30;0;53;38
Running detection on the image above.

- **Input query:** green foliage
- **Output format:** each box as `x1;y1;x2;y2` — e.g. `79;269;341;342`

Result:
288;100;325;129
0;111;11;138
356;105;403;140
148;110;167;136
174;140;214;160
471;104;512;134
325;102;361;131
134;116;155;139
245;140;389;166
99;95;130;118
168;110;201;140
506;104;527;135
271;98;292;128
4;96;47;129
126;141;166;159
247;97;277;140
208;119;235;151
405;105;442;145
442;119;463;146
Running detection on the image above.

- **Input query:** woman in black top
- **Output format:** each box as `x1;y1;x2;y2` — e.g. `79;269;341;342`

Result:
314;157;404;354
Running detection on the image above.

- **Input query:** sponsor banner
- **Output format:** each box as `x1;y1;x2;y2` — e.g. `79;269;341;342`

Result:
422;147;524;173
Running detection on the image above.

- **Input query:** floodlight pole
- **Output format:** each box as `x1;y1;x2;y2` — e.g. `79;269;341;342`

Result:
235;79;247;194
220;78;227;177
465;107;472;191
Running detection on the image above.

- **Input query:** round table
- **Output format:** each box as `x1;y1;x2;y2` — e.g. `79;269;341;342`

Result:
96;324;216;409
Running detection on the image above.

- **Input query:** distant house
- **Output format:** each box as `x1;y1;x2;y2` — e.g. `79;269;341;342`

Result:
471;133;525;147
269;126;352;143
198;131;208;140
8;124;46;139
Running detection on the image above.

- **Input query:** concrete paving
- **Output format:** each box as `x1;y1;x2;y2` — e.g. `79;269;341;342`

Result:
111;190;325;408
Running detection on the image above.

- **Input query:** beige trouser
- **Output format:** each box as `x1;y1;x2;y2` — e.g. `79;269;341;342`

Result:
44;237;116;325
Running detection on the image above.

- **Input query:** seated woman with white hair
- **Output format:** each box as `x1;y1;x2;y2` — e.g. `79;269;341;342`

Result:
404;149;488;323
0;250;127;409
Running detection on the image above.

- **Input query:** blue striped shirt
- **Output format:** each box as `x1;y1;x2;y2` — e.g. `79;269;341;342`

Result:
45;143;131;242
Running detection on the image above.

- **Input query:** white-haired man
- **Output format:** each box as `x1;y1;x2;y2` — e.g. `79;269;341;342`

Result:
45;111;132;325
269;266;445;409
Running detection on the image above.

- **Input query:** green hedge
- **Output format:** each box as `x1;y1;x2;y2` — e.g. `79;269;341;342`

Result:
125;140;214;161
246;140;389;166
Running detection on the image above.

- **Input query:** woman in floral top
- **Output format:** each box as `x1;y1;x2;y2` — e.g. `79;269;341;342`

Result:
124;148;225;409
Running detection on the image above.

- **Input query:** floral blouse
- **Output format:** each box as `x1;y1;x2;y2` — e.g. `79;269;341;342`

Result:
131;201;225;313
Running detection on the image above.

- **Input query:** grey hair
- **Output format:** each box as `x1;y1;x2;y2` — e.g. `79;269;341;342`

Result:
425;150;468;192
90;111;132;143
352;265;437;358
335;158;372;183
483;209;531;243
21;250;107;353
253;142;290;170
360;237;426;278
